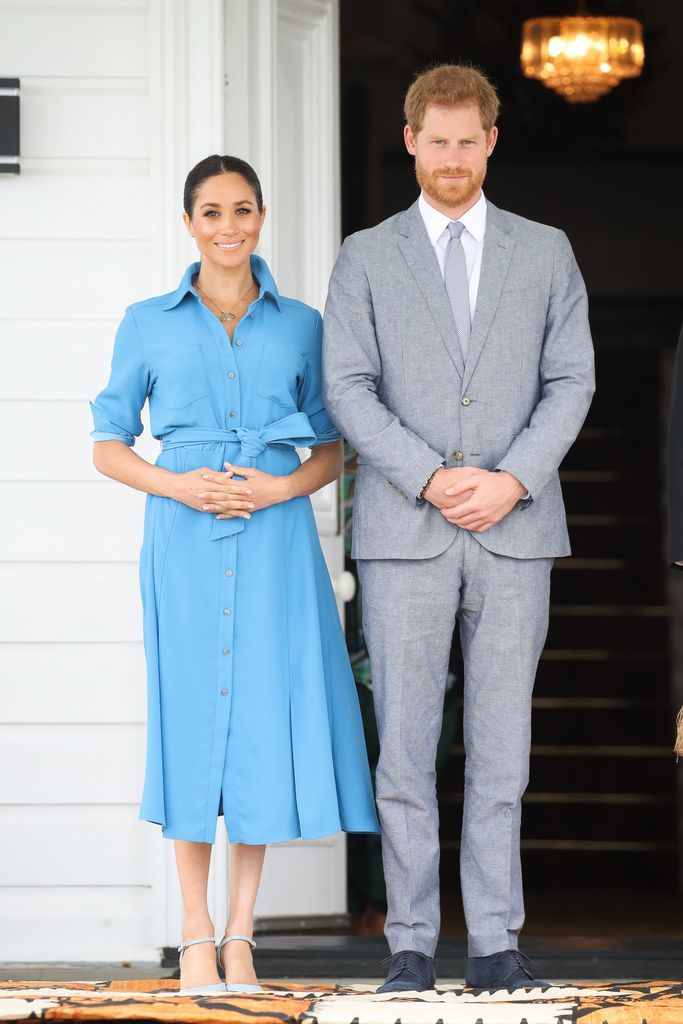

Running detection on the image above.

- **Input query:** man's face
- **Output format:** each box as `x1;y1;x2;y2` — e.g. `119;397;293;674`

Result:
404;103;498;210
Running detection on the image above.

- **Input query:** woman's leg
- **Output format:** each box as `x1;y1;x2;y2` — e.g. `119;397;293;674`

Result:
220;843;266;985
174;840;221;988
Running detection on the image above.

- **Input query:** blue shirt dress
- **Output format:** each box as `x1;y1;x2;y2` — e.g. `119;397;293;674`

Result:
91;256;379;844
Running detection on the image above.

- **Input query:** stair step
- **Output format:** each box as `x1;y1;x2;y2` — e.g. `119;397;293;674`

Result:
444;752;675;796
540;649;666;662
550;569;664;604
566;525;660;558
535;660;670;698
550;605;669;617
439;803;677;843
440;839;677;852
439;791;676;805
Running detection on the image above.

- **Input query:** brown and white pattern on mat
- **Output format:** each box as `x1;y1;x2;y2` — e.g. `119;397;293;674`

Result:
2;980;683;1024
0;979;327;1023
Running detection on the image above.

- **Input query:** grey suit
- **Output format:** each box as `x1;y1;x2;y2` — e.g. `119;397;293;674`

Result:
322;199;594;957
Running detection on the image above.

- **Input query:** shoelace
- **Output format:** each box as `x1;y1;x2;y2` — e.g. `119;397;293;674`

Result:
505;949;538;981
381;950;413;978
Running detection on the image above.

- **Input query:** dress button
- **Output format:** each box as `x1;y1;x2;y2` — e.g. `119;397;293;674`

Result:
220;689;229;696
228;371;236;379
225;570;233;577
454;450;464;461
223;608;231;615
229;410;237;418
235;339;244;346
461;396;471;406
222;647;231;655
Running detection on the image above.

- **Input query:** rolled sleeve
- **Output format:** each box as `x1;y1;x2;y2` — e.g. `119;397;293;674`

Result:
297;313;342;447
90;307;152;446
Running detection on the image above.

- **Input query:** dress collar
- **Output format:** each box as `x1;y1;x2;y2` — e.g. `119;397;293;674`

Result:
418;190;487;246
162;254;282;312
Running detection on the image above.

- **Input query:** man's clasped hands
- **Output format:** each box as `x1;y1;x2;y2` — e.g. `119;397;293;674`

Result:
423;466;526;533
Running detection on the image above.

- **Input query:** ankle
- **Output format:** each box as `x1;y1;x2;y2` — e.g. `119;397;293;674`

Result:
183;913;214;941
225;920;254;941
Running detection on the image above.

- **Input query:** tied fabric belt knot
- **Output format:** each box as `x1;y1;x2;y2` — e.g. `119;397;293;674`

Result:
234;427;268;458
160;412;316;540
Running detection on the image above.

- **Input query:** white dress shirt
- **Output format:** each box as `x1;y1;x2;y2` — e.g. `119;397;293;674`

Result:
418;190;487;320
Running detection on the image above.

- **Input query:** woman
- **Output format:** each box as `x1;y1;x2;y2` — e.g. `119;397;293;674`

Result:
91;155;379;994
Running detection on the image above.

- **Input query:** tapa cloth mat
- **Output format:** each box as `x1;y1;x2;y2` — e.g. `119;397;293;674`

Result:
2;978;683;1023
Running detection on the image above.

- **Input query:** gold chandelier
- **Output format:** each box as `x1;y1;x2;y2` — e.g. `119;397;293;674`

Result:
521;15;644;102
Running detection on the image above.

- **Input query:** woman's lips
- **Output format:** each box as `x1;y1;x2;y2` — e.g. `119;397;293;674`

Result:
215;240;244;250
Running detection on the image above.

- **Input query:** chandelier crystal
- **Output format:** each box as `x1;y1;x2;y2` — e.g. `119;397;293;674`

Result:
521;16;644;103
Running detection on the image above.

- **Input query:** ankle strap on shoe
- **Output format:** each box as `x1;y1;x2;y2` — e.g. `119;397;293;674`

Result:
177;935;216;964
217;934;256;953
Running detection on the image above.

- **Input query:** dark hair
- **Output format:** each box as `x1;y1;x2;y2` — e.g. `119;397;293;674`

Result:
183;154;264;217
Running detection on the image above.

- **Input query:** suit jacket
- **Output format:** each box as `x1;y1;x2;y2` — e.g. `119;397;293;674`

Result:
322;199;595;561
667;323;683;567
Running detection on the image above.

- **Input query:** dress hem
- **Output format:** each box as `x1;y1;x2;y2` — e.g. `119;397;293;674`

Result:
152;818;380;845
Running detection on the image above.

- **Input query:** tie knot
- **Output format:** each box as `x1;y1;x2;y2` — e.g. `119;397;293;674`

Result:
235;427;267;457
448;220;465;239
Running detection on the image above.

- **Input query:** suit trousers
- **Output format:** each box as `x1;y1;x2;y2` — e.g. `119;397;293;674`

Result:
357;528;552;958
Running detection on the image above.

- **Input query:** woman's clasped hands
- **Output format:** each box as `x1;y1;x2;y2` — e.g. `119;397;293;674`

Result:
193;461;290;520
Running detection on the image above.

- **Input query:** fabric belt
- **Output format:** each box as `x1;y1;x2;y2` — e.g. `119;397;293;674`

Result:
161;411;316;540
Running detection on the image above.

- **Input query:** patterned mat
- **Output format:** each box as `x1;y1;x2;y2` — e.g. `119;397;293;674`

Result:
1;979;683;1023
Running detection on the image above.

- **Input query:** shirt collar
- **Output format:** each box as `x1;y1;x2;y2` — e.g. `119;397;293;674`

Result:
162;254;282;312
418;190;487;246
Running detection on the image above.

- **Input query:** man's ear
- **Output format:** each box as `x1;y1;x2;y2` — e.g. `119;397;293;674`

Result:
404;124;417;156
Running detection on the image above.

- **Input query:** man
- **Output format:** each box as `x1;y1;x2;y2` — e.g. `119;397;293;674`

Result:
322;64;594;993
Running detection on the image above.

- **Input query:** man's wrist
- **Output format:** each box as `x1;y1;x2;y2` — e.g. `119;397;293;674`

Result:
418;465;443;501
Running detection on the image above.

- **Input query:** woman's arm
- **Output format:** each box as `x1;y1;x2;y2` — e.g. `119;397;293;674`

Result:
283;440;343;499
94;441;255;518
94;440;179;498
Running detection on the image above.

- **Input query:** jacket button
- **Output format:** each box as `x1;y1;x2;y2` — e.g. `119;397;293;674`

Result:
461;396;471;406
454;451;463;461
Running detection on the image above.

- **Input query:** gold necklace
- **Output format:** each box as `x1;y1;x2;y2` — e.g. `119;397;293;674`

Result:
195;279;256;323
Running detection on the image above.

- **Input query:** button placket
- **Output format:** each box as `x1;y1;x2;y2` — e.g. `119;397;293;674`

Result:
218;550;236;702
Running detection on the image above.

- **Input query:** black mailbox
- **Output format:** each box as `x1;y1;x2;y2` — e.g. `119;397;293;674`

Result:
0;78;20;174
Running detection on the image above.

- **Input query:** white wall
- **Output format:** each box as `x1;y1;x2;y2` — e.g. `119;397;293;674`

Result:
0;0;343;962
0;0;163;961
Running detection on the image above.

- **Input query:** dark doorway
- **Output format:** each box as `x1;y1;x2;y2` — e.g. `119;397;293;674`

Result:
340;0;683;940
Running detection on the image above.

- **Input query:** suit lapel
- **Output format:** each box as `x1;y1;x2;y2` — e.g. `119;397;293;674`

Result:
398;202;465;378
462;204;515;391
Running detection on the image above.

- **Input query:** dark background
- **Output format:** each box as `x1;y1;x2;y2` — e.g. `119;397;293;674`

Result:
340;0;683;938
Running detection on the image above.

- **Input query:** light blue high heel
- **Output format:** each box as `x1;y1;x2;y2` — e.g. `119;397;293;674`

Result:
217;934;264;993
178;936;226;995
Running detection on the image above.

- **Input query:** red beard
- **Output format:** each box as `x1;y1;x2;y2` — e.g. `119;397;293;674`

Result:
416;155;486;208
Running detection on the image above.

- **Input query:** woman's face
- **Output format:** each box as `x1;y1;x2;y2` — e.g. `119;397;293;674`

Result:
184;172;266;271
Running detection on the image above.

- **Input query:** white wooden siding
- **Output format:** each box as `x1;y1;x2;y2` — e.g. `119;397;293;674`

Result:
0;0;160;962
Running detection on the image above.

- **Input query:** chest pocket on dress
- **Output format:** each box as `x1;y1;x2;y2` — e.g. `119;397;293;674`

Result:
256;340;305;411
153;344;211;410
